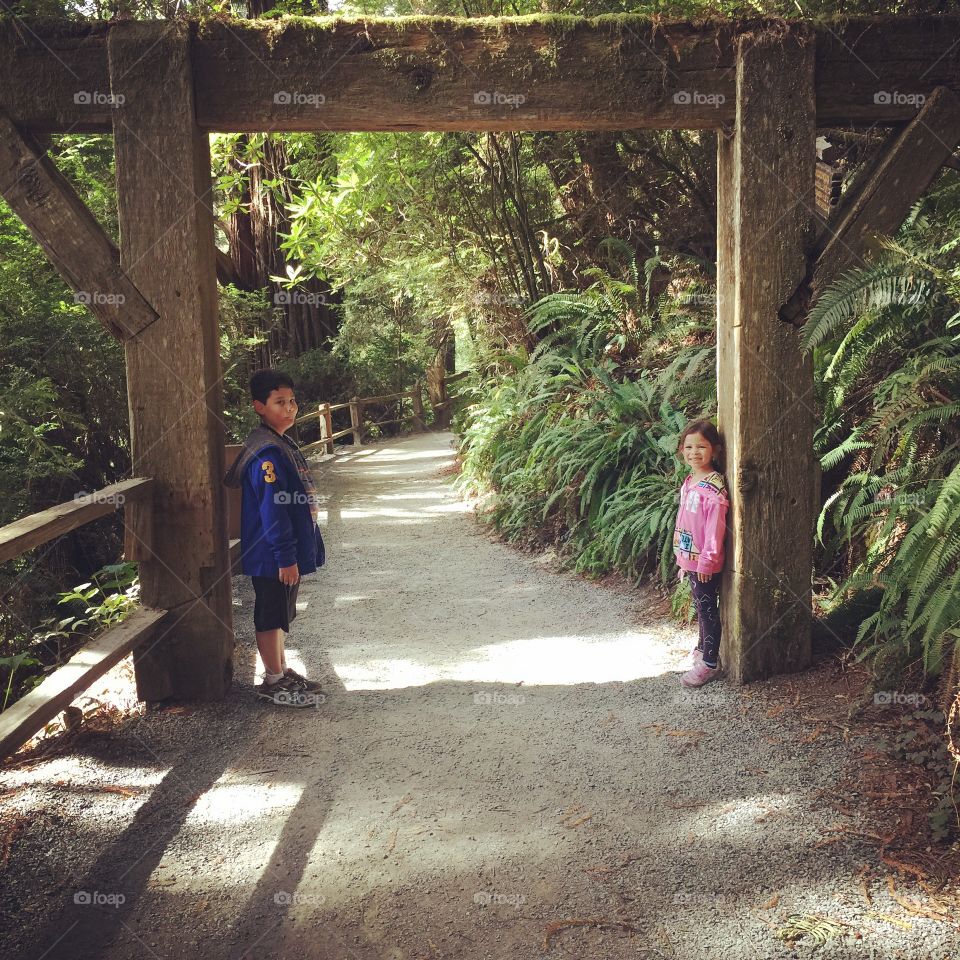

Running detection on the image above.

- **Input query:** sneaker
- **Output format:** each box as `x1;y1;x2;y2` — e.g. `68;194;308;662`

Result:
690;646;703;664
256;674;320;708
283;668;323;693
681;659;722;688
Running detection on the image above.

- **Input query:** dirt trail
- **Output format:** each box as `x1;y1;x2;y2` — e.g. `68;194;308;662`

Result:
1;433;954;959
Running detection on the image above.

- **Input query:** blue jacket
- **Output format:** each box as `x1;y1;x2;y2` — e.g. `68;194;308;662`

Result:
224;427;324;578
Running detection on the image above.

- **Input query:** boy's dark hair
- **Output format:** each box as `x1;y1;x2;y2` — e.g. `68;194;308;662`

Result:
677;418;725;472
250;369;295;405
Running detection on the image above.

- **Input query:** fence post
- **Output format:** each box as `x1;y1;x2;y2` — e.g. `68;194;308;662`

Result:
320;403;334;454
411;382;426;432
349;399;363;447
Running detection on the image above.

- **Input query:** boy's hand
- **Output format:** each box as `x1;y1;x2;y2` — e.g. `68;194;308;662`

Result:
279;563;300;585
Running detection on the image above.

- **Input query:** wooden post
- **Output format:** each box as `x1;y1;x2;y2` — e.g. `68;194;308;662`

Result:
108;22;233;701
716;26;816;683
411;382;426;432
349;399;363;447
319;403;334;454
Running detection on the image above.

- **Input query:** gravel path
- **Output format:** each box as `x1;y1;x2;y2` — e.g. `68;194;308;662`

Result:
1;432;956;959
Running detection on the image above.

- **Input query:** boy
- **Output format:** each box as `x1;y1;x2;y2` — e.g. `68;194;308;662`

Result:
224;369;325;707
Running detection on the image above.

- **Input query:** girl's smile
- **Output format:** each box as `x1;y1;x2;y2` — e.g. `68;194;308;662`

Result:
682;432;716;476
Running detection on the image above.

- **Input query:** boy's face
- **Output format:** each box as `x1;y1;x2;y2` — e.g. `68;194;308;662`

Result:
254;386;298;435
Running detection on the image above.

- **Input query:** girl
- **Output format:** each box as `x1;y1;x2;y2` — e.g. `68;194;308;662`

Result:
673;419;729;688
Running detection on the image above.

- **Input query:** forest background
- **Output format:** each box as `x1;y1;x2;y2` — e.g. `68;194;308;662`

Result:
2;0;960;783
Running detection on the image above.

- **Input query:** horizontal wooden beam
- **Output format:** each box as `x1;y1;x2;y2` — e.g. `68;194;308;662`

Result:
0;477;154;564
0;606;165;759
0;109;157;340
0;17;958;132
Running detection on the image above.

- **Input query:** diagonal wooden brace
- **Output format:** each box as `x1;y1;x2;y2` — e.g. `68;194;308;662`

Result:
0;108;157;340
781;86;960;325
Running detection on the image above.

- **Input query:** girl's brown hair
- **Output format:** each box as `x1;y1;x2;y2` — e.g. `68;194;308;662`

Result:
677;419;725;472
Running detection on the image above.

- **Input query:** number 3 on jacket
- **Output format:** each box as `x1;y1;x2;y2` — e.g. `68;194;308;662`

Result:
261;461;277;484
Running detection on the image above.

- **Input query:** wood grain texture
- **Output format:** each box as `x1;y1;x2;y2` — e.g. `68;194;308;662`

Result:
782;86;960;323
0;607;165;759
1;18;959;132
717;25;816;683
0;109;156;339
0;478;153;564
109;21;233;702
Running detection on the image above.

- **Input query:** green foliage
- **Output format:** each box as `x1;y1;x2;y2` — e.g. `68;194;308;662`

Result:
458;268;715;586
810;175;960;690
1;562;140;714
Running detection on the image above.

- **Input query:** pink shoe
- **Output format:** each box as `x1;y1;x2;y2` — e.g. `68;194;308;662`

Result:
690;646;703;663
681;659;722;688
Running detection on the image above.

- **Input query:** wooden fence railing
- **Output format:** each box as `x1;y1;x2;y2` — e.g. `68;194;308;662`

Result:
0;371;472;757
0;479;165;759
293;370;469;455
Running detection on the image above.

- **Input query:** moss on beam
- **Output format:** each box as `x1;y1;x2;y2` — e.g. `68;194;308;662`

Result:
192;12;750;45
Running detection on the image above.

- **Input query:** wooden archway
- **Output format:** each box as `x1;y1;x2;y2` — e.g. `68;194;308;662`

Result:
2;15;959;697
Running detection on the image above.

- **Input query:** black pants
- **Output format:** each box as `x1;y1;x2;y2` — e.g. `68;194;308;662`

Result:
687;571;722;667
252;576;299;632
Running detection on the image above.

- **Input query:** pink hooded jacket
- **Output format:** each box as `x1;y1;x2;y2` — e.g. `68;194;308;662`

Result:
673;470;729;575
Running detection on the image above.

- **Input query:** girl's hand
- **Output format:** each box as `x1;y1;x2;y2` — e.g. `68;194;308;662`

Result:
697;571;713;582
